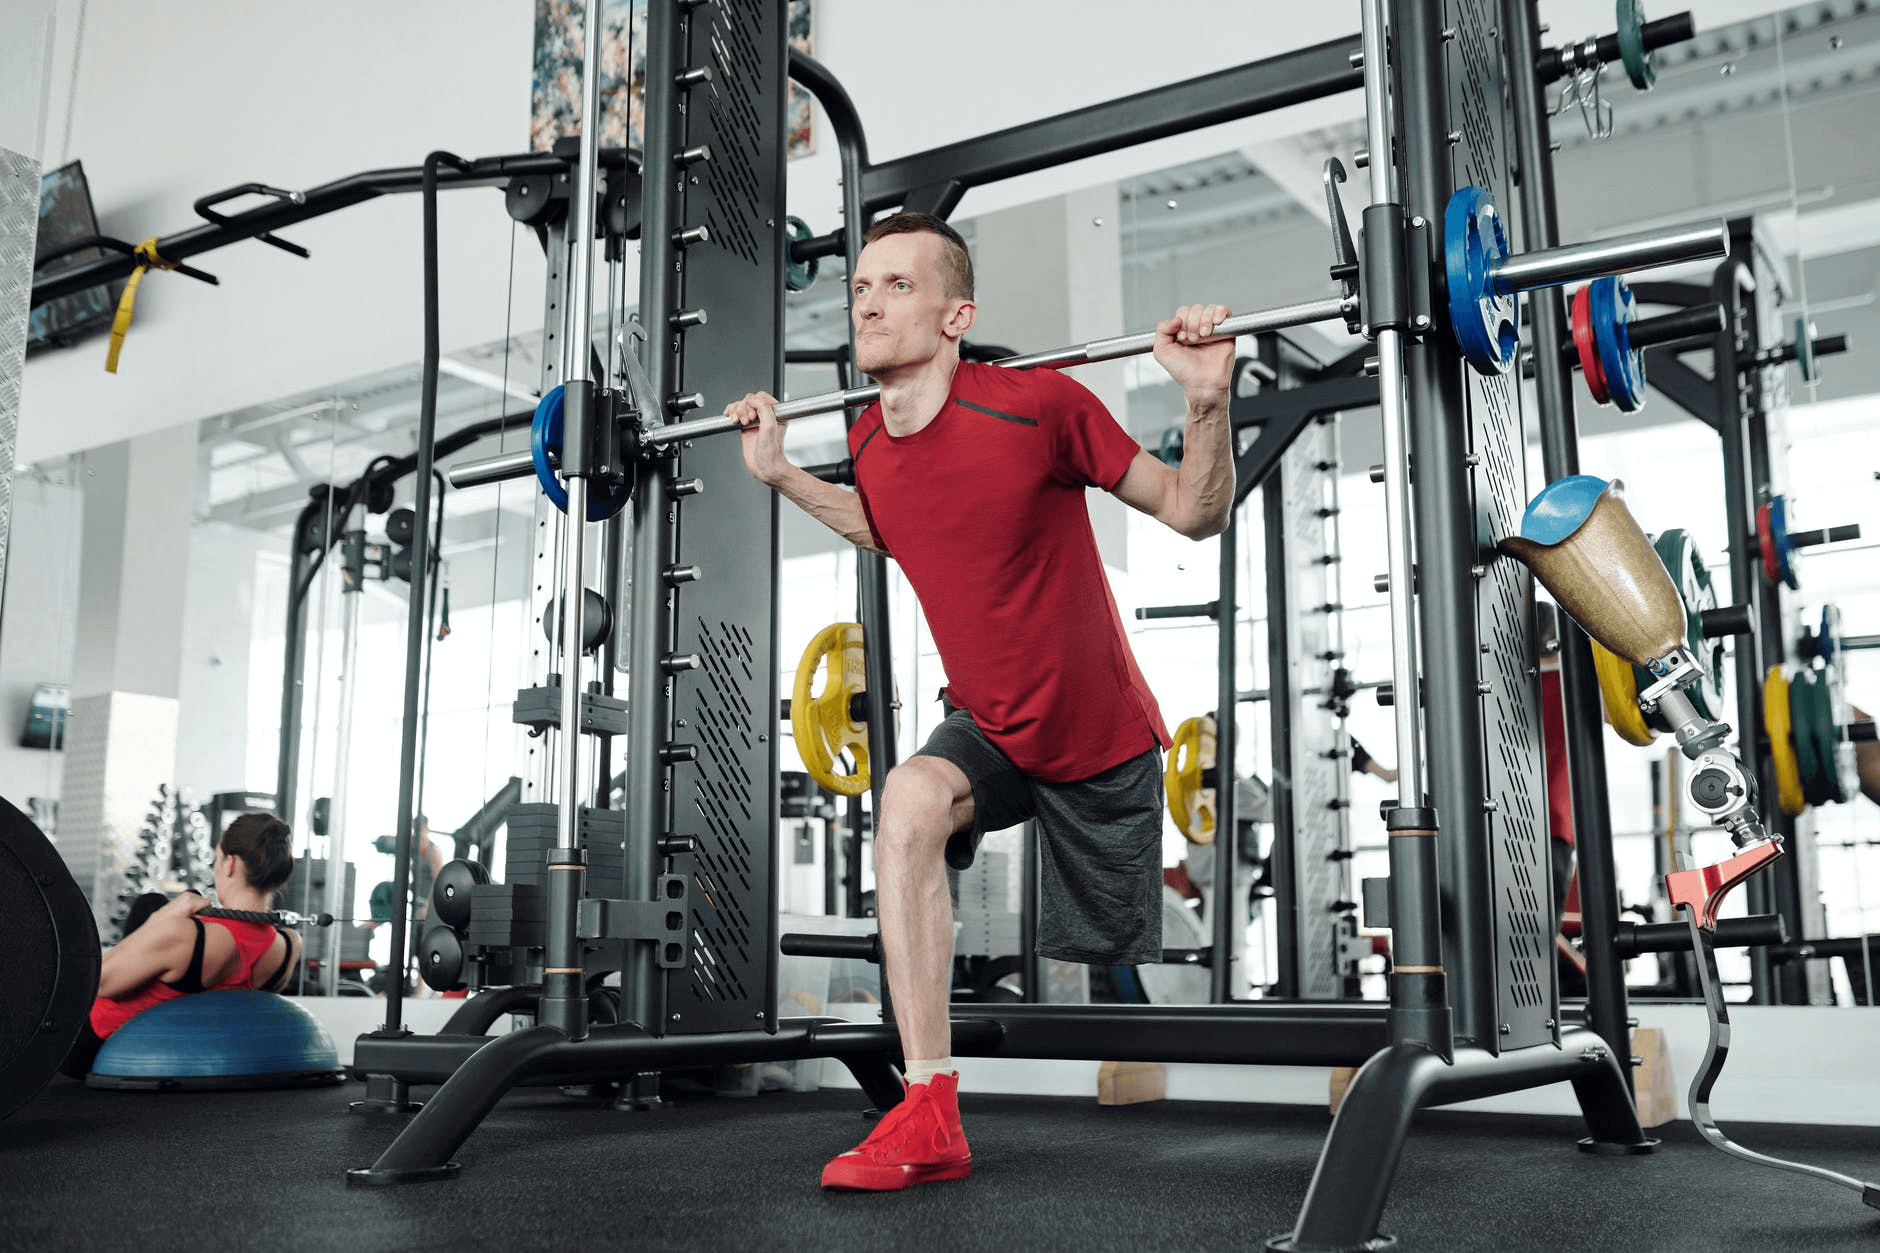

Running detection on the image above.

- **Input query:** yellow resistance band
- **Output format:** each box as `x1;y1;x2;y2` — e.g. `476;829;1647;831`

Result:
104;237;179;374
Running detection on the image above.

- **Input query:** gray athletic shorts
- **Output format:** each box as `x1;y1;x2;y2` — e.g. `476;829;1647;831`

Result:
911;709;1164;966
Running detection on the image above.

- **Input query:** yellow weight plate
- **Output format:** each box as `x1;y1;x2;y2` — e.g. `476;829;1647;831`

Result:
1764;664;1805;818
1165;715;1217;844
1591;639;1656;746
791;622;871;797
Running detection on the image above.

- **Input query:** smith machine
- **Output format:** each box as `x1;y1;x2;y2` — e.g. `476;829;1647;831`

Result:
329;0;1880;1242
36;0;1869;1240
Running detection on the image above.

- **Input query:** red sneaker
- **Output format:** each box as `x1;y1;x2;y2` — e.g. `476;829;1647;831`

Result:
820;1072;972;1191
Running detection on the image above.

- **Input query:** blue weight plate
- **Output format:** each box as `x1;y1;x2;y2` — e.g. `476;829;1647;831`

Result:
1589;276;1646;413
1444;186;1518;376
1820;603;1841;664
531;384;633;522
1769;494;1799;590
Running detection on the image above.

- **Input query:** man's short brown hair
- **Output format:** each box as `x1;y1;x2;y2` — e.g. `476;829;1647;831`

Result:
221;812;295;897
861;211;975;302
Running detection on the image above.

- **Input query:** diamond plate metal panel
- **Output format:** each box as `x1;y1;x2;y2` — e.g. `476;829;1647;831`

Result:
0;147;38;605
663;0;784;1034
1445;0;1556;1047
1281;418;1350;998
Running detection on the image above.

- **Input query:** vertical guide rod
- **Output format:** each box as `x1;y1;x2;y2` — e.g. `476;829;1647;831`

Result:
1362;0;1422;819
1361;0;1449;1054
1211;506;1240;1003
323;565;362;999
541;0;607;1041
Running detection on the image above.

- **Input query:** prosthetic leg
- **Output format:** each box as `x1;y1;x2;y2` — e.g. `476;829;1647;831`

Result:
1501;475;1879;1209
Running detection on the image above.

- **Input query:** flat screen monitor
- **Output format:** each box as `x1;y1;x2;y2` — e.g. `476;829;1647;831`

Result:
29;161;125;353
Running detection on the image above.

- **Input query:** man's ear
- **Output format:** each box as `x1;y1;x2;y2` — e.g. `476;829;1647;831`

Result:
945;298;977;340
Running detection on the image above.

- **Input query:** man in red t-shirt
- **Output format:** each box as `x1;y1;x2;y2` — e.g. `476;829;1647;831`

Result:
728;212;1233;1190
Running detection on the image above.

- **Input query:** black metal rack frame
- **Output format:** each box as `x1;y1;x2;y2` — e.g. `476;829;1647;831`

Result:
28;3;1713;1243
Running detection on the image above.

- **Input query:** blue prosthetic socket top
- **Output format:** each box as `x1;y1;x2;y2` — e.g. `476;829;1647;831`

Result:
1519;474;1610;546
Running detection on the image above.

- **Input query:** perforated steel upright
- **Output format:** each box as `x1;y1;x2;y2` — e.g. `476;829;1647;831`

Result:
626;0;786;1037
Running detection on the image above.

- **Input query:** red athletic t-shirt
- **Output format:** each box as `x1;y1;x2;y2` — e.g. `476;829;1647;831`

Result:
848;362;1169;781
90;915;278;1038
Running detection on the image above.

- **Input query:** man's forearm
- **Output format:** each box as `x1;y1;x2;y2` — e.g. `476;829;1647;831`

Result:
768;462;886;553
1176;393;1234;538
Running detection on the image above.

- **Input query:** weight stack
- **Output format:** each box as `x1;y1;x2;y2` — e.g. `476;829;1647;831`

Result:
503;803;627;895
466;884;545;950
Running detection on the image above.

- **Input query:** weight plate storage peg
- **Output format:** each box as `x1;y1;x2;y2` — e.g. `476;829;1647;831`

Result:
1571;284;1612;405
1616;0;1657;90
1589;275;1646;413
1764;666;1806;817
1165;715;1218;843
529;384;636;522
791;622;872;797
1444;186;1519;376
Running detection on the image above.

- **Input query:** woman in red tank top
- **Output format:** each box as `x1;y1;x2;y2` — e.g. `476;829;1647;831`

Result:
64;813;300;1077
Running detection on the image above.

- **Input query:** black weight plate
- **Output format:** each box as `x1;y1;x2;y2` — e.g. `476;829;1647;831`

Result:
419;926;467;992
431;859;487;931
0;797;101;1119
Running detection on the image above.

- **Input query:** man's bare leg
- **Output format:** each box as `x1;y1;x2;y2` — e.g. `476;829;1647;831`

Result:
873;756;975;1066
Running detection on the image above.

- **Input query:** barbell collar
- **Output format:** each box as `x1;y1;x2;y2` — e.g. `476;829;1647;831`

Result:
1491;220;1727;296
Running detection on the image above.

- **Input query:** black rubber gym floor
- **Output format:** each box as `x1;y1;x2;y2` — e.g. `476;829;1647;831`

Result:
4;1076;1877;1253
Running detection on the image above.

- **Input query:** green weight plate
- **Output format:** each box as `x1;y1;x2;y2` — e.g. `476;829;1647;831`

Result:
1616;0;1656;90
784;216;819;292
1791;669;1831;808
1819;658;1856;804
1795;316;1818;384
1630;530;1724;722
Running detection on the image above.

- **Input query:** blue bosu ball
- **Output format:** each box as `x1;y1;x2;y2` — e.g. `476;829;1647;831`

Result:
87;990;346;1091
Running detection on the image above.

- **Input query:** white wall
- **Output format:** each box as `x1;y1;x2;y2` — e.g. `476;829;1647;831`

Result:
22;0;542;467
0;469;82;812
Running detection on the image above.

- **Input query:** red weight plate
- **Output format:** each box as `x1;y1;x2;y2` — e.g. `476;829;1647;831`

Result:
1572;285;1610;405
1757;502;1780;585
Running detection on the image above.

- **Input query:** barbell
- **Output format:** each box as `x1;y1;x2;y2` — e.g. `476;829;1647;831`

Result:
448;192;1728;509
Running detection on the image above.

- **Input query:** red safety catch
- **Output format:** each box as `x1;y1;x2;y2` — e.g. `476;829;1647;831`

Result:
1665;841;1784;932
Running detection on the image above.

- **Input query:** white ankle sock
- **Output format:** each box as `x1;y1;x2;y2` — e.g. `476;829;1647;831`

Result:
905;1057;953;1087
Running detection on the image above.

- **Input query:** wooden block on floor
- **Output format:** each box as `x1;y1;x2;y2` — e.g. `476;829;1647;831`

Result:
1098;1060;1165;1106
1631;1026;1677;1128
1329;1066;1359;1116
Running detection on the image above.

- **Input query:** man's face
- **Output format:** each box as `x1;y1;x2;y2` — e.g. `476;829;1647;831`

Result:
850;231;967;378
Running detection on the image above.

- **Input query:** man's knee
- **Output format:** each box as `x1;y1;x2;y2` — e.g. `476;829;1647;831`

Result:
879;759;965;856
